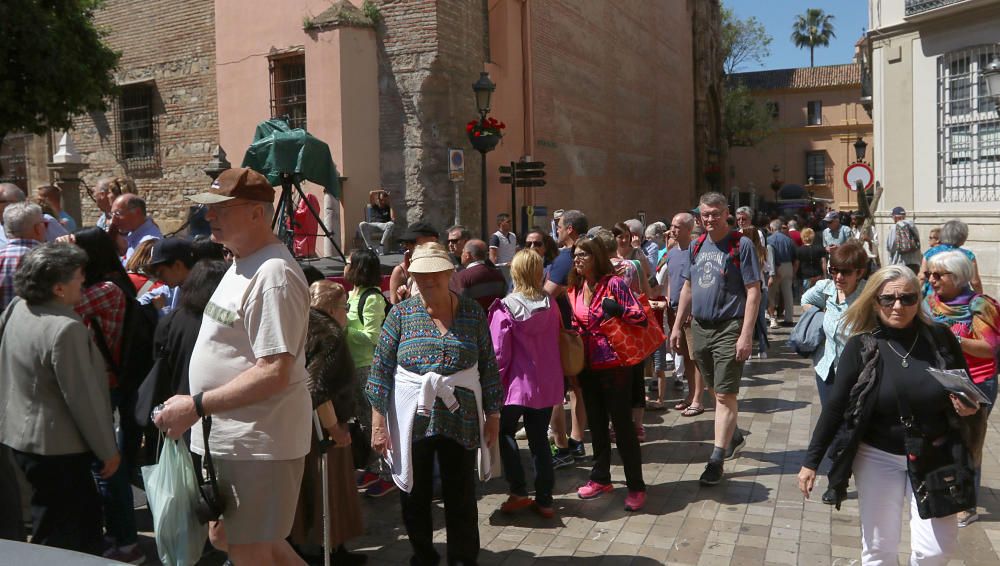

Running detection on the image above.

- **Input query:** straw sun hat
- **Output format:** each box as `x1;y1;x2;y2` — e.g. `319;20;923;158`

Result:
408;243;455;274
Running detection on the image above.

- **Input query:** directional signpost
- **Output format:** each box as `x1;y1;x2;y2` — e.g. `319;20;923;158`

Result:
498;160;546;233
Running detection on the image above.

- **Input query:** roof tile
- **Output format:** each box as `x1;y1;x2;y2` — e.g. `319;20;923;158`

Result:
730;63;861;91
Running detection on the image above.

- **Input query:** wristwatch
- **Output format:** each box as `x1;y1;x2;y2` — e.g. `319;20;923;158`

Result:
193;392;206;418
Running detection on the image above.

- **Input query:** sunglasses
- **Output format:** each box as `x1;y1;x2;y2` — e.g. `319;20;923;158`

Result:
926;271;952;280
525;241;544;248
877;293;920;307
447;238;463;244
828;267;858;277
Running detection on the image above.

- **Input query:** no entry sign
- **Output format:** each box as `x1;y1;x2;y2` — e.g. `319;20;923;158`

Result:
844;163;873;192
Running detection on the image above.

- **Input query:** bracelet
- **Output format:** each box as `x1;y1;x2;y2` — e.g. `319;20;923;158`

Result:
193;392;205;418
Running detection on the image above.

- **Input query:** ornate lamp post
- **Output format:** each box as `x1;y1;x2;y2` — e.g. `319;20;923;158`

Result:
853;137;868;163
471;72;497;238
983;56;1000;112
770;165;782;199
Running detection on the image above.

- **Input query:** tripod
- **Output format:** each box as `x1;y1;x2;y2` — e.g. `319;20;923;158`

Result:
270;172;346;262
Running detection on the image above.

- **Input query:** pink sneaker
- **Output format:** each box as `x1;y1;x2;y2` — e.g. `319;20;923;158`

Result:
624;490;646;512
577;480;614;500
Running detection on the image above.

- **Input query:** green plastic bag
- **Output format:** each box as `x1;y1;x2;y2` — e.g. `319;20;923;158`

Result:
141;438;207;566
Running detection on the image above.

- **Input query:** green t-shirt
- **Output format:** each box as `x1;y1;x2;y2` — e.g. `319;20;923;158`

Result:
346;286;387;369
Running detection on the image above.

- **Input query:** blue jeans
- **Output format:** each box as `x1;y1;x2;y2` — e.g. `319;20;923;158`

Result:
815;368;836;408
91;389;137;546
499;405;555;507
754;286;769;354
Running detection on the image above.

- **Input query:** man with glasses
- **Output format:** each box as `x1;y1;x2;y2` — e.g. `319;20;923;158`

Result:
767;219;798;328
446;224;471;270
154;167;312;566
109;193;162;261
0;183;67;246
671;192;761;486
0;202;47;308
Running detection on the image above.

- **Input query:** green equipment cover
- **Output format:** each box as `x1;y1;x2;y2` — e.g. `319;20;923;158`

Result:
241;119;342;199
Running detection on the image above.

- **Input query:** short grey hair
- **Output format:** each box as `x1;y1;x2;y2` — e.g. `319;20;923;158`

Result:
561;209;588;235
788;220;799;230
0;183;26;202
3;202;43;239
735;206;753;217
672;212;695;229
938;219;968;247
624;219;643;236
644;222;667;239
699;191;729;209
927;250;974;289
14;243;88;305
464;239;488;261
769;219;783;232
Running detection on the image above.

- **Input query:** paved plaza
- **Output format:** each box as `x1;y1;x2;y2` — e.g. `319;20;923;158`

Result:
139;325;1000;565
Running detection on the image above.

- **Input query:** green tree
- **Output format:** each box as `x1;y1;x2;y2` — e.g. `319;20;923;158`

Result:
721;6;772;75
0;0;119;145
791;8;836;67
723;82;774;148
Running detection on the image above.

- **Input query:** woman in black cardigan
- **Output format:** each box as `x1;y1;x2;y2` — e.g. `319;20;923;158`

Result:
797;265;985;565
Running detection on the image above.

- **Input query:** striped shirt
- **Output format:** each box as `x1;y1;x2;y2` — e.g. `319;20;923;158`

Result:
365;295;503;449
0;239;38;309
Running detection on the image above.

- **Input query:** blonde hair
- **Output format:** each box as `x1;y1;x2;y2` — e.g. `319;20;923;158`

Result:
309;280;346;314
801;227;816;245
96;176;136;197
510;249;545;300
840;265;930;338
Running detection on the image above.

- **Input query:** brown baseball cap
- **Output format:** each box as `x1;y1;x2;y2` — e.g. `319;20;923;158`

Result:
188;167;275;204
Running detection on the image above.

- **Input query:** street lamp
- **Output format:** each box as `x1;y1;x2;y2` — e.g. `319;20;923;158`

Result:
472;72;497;238
770;164;782;197
853;137;868;163
983;57;1000;112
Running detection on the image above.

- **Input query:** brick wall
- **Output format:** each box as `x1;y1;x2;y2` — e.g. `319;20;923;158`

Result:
71;0;218;233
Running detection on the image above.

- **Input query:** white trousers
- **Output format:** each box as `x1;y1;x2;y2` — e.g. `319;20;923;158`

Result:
853;443;958;565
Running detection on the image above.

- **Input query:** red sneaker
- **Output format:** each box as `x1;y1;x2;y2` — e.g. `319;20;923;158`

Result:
577;480;614;499
499;495;534;514
624;490;646;512
532;501;555;519
356;471;379;490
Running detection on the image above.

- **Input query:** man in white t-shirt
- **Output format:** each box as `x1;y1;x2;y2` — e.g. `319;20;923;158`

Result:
154;167;311;565
488;212;518;265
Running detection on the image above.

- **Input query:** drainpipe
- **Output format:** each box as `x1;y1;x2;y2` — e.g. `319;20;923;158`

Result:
521;0;535;207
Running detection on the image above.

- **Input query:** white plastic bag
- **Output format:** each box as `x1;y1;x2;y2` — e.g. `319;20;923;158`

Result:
141;437;207;566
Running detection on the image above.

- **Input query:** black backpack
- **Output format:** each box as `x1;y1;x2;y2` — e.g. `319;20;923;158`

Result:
357;287;390;326
91;295;159;395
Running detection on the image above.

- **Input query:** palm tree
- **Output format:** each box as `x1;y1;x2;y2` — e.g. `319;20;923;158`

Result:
791;8;836;67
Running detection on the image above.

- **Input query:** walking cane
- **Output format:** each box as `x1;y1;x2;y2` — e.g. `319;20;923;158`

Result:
312;411;332;566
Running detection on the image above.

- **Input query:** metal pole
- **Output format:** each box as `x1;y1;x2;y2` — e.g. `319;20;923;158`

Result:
480;149;488;239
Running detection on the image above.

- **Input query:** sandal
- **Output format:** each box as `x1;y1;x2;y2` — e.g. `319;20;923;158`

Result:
646;399;666;410
681;405;705;417
673;400;690;411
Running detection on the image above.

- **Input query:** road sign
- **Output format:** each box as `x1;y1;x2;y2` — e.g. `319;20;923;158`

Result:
844;162;873;191
448;149;464;182
514;179;547;187
499;176;514;184
514;170;546;179
514;161;545;169
498;166;513;174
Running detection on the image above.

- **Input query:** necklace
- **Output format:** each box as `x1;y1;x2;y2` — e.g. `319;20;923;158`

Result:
885;332;919;368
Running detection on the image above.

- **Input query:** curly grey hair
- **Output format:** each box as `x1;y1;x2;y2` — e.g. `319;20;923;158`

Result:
2;202;43;239
13;243;88;305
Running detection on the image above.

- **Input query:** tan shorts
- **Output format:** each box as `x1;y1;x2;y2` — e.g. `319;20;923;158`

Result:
214;457;305;545
666;307;696;359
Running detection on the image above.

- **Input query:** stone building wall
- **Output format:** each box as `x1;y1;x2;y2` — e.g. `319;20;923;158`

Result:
376;0;487;233
691;0;725;197
71;0;218;233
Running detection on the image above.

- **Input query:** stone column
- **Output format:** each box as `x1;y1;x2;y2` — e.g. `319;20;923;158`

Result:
46;132;88;227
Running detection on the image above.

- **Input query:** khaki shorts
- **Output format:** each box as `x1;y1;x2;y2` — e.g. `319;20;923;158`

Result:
666;307;696;359
214;457;305;545
690;318;744;394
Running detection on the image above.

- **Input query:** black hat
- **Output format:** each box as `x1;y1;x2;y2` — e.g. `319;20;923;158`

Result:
399;221;439;242
149;238;194;267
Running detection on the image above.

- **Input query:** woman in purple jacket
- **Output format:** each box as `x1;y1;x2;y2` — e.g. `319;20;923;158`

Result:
489;250;565;519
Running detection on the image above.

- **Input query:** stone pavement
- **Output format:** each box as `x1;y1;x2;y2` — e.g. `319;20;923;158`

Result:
139;325;1000;565
347;324;1000;566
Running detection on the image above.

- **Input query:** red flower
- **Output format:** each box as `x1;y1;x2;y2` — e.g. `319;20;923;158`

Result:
499;122;506;129
466;123;474;133
474;131;481;137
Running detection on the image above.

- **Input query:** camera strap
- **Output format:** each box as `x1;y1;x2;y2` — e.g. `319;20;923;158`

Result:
201;415;222;498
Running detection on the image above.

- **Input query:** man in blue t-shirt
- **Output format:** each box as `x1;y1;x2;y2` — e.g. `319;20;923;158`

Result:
543;208;588;465
665;212;705;416
671;192;761;486
766;219;798;326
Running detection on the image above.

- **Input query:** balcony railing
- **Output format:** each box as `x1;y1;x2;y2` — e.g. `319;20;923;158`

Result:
906;0;967;16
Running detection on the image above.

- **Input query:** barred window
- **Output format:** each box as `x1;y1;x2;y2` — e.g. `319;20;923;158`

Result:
807;101;822;126
806;151;826;184
270;54;307;130
117;84;159;174
937;45;1000;202
0;133;31;190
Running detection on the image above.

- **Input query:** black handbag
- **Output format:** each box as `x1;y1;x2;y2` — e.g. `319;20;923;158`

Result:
882;344;976;519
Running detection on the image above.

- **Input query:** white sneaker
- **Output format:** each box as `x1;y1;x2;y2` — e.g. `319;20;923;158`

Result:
769;319;780;330
515;427;528;440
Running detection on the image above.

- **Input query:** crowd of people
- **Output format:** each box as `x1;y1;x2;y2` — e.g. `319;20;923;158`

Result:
0;175;997;566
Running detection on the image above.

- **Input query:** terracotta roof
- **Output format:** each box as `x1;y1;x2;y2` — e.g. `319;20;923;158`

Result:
730;63;862;91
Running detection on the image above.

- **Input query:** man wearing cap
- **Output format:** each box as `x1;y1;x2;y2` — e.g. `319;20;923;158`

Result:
821;211;850;254
886;206;921;273
153;167;312;565
389;221;439;304
110;194;162;261
139;238;195;314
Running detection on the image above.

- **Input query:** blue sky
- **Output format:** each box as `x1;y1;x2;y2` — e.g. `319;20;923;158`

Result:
723;0;869;71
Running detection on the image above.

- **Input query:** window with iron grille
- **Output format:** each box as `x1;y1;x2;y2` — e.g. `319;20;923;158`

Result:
806;151;826;184
117;84;158;172
0;133;31;190
270;54;307;130
807;101;822;126
766;101;779;119
937;45;1000;202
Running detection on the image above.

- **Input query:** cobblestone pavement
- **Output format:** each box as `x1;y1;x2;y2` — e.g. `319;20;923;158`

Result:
142;325;1000;565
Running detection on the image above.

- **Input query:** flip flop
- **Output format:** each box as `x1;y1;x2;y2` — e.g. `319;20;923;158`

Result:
646;399;667;410
674;400;691;411
681;405;705;417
